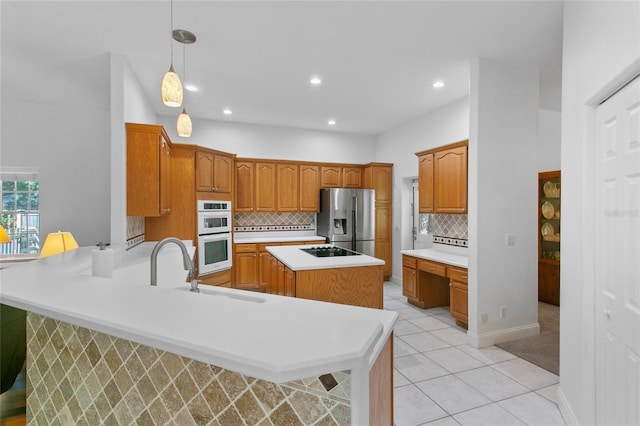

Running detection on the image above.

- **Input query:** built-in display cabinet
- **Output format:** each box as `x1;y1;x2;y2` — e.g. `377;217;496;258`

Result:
538;170;561;306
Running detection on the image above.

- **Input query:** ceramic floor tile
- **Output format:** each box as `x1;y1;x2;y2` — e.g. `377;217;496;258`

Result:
456;366;529;401
536;384;560;404
422;415;462;425
409;316;451;332
393;384;447;426
457;344;517;365
423;347;485;374
498;392;565;425
422;306;451;316
394;336;419;358
384;299;408;310
415;375;491;415
400;332;451;352
491;358;559;390
430;327;469;346
433;313;458;326
394;320;424;336
394;368;411;387
394;354;449;383
395;306;430;320
453;403;526;426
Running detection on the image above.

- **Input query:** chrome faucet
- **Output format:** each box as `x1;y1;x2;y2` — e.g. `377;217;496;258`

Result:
150;237;199;292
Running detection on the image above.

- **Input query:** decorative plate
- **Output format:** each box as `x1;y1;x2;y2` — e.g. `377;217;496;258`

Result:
541;222;554;236
541;202;555;219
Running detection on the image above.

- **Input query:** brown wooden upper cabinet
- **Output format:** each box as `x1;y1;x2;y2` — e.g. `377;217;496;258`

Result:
195;150;233;193
235;161;255;212
342;167;362;188
126;123;171;217
277;163;299;212
320;166;342;188
416;140;468;214
299;164;320;212
255;162;276;212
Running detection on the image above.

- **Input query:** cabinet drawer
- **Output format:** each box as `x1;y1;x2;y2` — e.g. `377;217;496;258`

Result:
402;255;417;269
235;243;257;253
258;243;281;252
449;267;468;284
418;259;447;277
199;268;232;286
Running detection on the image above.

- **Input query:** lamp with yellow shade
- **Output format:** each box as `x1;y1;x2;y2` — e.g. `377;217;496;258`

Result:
0;227;10;244
39;231;79;258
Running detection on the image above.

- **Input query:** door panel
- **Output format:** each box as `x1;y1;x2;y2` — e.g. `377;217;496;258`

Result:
595;76;640;426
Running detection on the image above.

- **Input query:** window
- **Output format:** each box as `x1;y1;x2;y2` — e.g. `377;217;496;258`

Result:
1;170;40;256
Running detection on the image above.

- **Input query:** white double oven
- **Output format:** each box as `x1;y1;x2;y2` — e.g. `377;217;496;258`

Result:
197;200;232;275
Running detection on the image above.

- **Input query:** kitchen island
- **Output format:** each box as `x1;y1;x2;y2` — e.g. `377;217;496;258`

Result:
266;244;385;309
0;242;396;425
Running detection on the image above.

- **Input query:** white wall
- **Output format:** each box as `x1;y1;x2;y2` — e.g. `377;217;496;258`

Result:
1;53;111;247
538;109;561;172
158;116;376;164
559;2;640;424
468;57;540;346
375;97;470;282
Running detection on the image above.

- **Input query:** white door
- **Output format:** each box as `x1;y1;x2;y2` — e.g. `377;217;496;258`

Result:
595;76;640;426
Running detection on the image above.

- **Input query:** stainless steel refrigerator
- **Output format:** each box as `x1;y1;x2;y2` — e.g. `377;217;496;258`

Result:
317;188;376;256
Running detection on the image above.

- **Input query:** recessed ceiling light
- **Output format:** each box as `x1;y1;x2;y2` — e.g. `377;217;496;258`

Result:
432;81;445;88
310;76;322;85
328;119;336;126
184;84;198;92
223;109;232;115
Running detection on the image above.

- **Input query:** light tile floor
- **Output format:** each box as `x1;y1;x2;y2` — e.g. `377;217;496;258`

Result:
384;282;566;426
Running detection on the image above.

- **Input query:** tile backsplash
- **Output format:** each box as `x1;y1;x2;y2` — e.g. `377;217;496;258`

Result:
432;214;468;246
126;216;145;248
234;212;315;232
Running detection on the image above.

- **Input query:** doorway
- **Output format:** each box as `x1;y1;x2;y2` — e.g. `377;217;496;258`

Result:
411;179;431;249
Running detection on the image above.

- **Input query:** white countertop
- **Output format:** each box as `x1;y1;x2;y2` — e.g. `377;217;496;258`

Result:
267;244;385;271
0;241;396;383
400;248;469;269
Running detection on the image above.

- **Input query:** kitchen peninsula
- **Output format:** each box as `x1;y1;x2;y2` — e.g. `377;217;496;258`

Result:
0;243;396;425
266;244;385;309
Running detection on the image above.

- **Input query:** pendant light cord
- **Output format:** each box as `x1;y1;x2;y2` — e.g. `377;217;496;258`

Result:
170;0;174;65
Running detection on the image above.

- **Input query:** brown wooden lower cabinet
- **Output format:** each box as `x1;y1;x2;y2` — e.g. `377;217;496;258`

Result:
538;260;560;306
402;254;468;328
198;268;232;287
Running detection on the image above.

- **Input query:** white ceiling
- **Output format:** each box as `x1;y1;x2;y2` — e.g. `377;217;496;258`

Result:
1;1;563;135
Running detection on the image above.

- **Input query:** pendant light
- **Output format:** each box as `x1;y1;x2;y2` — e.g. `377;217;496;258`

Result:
160;0;183;107
174;29;196;137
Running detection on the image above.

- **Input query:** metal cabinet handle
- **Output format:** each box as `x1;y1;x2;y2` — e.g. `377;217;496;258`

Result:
603;308;611;318
461;275;467;279
429;267;435;271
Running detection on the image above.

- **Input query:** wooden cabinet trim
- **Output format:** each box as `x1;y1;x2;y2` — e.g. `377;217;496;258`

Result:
415;139;468;157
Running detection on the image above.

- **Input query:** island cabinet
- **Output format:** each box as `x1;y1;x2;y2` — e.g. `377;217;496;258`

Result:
416;140;468;214
401;253;468;328
195;149;234;193
126;122;172;217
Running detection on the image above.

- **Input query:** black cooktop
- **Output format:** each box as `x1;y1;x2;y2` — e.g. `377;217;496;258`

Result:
300;246;362;257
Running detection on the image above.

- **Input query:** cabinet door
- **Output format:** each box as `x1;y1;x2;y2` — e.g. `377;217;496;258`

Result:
375;204;392;240
258;247;271;288
402;266;417;299
276;261;286;296
213;154;232;193
342;167;362;188
299;164;320;212
159;136;171;215
434;146;467;214
320;166;342;188
284;267;296;297
126;124;171;217
234;244;257;289
372;166;392;203
267;254;278;294
418;153;434;213
195;151;215;192
277;163;299;212
375;239;392;279
450;281;468;325
256;162;276;212
235;161;255;212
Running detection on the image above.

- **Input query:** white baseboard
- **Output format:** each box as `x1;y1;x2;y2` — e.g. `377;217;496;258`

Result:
557;385;579;425
467;322;540;347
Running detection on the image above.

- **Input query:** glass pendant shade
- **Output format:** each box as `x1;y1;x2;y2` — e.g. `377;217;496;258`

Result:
161;64;183;107
177;108;192;137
